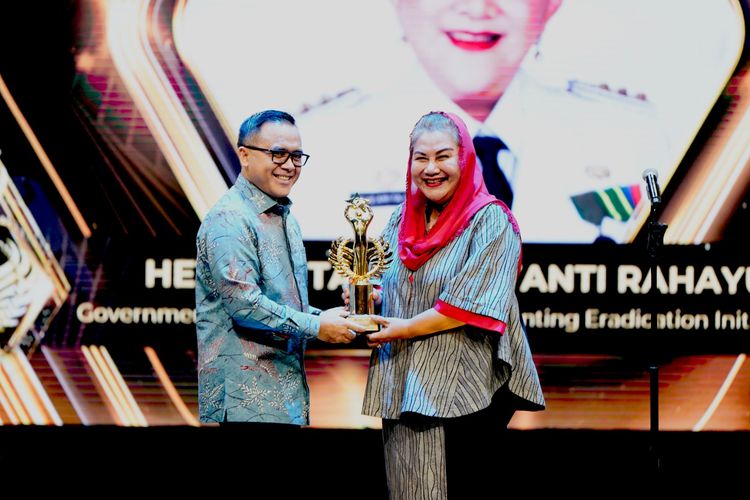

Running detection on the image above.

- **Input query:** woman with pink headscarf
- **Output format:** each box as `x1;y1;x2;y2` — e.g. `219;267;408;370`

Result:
362;111;545;498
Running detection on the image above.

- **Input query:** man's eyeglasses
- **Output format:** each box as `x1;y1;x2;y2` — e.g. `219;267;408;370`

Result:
240;145;310;167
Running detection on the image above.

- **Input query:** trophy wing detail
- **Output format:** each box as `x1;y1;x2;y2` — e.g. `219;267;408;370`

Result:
328;237;357;280
364;237;392;281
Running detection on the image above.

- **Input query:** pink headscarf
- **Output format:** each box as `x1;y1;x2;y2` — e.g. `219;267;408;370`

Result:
398;111;510;271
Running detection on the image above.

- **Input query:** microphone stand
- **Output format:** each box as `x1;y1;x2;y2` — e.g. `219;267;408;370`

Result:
645;199;667;475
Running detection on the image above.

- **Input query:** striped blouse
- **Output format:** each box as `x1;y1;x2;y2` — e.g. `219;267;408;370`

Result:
362;203;545;419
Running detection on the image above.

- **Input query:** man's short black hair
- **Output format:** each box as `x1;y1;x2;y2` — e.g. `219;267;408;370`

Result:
237;110;296;147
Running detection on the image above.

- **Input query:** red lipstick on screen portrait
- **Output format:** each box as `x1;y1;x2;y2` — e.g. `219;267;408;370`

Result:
445;31;502;51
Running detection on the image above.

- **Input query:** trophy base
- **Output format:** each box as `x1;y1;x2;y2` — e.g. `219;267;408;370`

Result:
350;314;380;333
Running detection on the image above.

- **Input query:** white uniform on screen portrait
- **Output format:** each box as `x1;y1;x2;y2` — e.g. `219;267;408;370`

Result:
495;64;670;243
293;61;670;244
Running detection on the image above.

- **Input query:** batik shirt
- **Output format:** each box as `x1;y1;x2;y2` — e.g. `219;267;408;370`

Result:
363;203;545;419
196;176;320;424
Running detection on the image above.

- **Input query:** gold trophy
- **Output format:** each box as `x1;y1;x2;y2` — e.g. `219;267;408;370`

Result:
328;195;392;332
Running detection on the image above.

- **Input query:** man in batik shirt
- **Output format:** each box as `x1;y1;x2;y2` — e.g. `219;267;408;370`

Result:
195;110;364;425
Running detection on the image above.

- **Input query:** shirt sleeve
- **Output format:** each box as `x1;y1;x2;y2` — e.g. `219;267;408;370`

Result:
200;210;320;340
435;204;521;334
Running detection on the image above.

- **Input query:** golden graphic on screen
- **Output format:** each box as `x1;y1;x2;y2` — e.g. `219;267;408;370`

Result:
0;161;69;355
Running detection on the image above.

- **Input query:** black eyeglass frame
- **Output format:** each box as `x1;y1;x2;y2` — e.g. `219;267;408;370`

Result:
240;144;310;167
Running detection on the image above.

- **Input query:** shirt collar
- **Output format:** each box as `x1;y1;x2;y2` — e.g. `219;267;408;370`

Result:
236;175;292;215
417;67;527;157
475;67;529;156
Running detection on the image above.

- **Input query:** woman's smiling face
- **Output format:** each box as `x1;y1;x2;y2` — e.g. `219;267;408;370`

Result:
410;129;461;205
